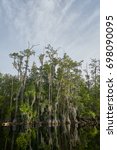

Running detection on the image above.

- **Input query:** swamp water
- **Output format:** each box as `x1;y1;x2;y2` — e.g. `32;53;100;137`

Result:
0;125;99;150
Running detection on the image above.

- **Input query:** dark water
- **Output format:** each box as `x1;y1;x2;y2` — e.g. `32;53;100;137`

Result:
0;125;100;150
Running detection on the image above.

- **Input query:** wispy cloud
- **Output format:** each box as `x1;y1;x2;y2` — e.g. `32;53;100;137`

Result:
0;0;99;74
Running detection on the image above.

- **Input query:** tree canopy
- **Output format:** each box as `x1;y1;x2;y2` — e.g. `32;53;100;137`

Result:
0;45;100;125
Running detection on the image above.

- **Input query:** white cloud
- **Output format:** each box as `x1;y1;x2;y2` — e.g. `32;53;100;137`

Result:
0;0;99;74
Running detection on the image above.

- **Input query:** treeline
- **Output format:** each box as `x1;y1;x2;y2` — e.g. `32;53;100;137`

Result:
0;44;100;125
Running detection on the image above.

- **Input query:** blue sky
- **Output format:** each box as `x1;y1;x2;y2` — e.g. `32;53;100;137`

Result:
0;0;99;74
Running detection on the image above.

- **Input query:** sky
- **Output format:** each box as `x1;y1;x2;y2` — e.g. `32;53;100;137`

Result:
0;0;100;74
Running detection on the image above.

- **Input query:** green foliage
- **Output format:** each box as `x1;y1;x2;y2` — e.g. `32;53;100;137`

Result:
20;103;36;122
0;45;100;123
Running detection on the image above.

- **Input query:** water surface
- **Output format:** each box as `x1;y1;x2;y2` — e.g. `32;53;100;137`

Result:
0;125;100;150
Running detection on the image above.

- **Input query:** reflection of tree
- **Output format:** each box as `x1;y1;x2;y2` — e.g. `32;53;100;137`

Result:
78;126;100;150
16;127;36;150
0;125;99;150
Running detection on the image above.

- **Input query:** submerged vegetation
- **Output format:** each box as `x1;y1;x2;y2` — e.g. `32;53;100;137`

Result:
0;44;100;125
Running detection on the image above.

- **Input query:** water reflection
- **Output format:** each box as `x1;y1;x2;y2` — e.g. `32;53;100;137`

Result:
0;125;99;150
